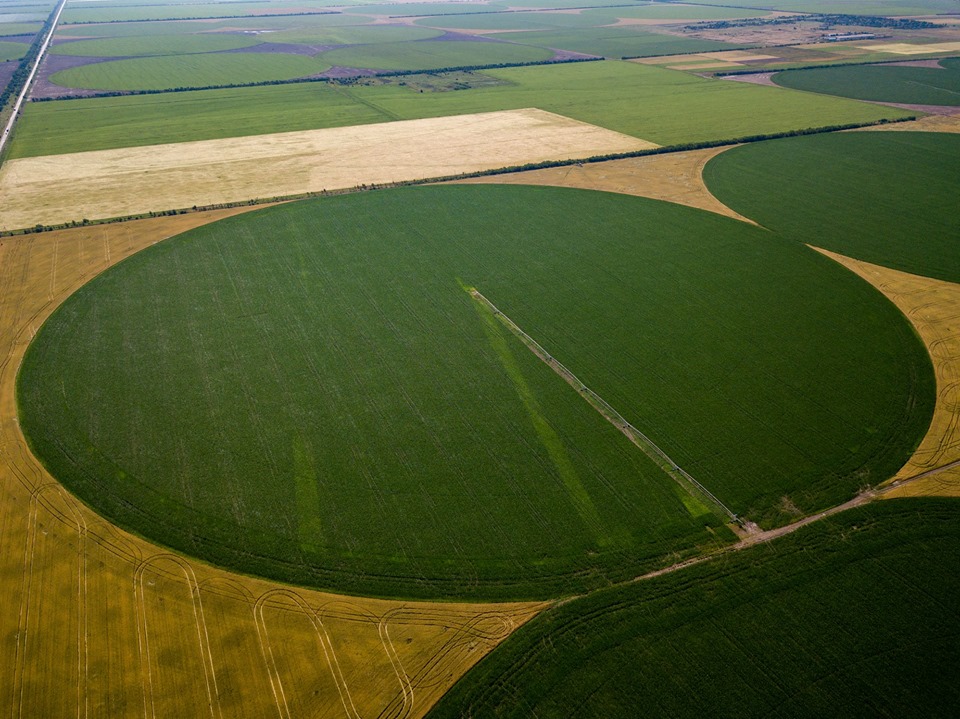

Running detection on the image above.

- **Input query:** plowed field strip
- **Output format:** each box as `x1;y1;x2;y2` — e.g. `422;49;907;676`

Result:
813;248;960;498
0;211;546;716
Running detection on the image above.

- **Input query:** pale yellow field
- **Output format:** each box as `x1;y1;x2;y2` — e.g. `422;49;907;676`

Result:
0;108;656;232
858;41;960;54
455;145;754;222
856;115;960;133
814;249;960;499
0;213;546;717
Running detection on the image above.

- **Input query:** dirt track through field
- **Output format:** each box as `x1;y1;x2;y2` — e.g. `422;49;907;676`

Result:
0;108;656;231
455;146;754;222
0;211;545;717
813;248;960;498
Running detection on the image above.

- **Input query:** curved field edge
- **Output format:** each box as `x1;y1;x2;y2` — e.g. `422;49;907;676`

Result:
772;58;960;107
426;498;960;718
813;249;960;497
702;131;960;285
0;212;550;718
16;184;934;599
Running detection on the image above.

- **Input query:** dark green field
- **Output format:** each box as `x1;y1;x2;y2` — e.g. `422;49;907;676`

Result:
427;498;960;718
17;185;933;599
704;131;960;283
774;58;960;106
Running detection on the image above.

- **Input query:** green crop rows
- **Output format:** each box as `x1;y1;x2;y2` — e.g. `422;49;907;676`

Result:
320;39;554;71
11;60;910;157
0;38;26;61
18;184;932;598
50;52;330;91
774;58;960;107
428;499;960;717
49;33;262;57
487;27;736;58
704;131;960;283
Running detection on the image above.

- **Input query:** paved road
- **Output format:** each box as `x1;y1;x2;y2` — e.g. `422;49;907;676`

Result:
0;0;67;160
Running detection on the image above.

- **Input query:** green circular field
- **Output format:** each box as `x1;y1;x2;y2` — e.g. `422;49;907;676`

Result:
320;39;553;71
50;52;330;91
772;59;960;106
17;185;933;599
704;131;960;283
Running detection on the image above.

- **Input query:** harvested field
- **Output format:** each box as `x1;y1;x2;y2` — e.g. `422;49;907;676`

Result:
814;249;960;499
0;211;544;717
455;145;752;222
859;41;960;54
855;114;960;132
0;108;656;230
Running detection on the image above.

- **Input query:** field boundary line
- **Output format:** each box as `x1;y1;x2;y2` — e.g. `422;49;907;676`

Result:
467;287;743;528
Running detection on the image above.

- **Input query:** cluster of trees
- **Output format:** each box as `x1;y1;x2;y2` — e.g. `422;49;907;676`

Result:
690;13;939;31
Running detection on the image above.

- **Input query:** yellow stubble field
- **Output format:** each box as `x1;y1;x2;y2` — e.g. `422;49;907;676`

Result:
0;108;657;232
455;145;754;222
0;212;547;717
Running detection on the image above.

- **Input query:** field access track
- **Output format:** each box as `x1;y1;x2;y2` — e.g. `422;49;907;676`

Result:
0;108;655;231
0;212;545;717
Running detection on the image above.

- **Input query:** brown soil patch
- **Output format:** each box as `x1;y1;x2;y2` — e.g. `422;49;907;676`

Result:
813;248;960;498
454;145;752;223
0;211;546;716
721;71;777;86
0;108;656;231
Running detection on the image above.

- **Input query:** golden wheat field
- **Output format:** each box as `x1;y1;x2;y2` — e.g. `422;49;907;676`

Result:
0;109;656;232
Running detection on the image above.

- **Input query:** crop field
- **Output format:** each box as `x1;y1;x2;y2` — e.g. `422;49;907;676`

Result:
59;1;349;23
583;5;771;21
0;21;38;36
0;212;546;718
0;38;25;60
413;11;610;32
9;60;911;158
3;0;960;713
321;39;554;71
49;32;263;56
49;51;330;91
427;499;960;718
815;249;960;497
774;58;960;106
487;27;737;58
17;184;933;598
55;12;374;39
260;23;442;46
0;108;656;230
704;132;960;283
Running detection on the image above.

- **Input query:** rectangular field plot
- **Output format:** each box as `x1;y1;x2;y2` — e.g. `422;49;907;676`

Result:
0;108;656;230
